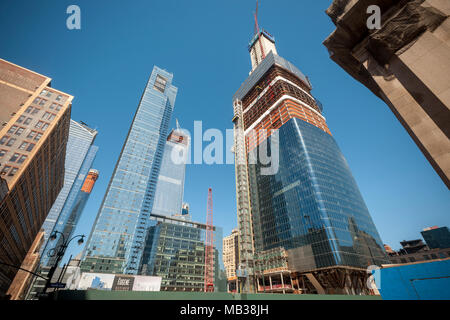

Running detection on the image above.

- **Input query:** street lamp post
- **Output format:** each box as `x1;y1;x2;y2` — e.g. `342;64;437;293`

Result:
42;231;85;294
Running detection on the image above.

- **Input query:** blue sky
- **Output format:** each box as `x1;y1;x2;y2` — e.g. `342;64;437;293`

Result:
1;0;448;262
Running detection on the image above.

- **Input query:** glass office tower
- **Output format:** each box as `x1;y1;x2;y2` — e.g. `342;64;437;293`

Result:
233;28;388;294
82;66;178;274
39;120;98;266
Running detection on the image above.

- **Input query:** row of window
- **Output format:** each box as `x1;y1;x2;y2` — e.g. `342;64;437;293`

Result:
0;165;19;177
40;89;63;102
2;152;28;164
0;135;39;149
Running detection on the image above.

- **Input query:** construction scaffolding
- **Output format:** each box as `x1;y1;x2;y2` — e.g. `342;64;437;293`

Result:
232;99;256;293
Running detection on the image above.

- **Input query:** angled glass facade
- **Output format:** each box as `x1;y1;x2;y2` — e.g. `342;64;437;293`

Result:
248;118;388;271
82;66;178;274
39;120;98;266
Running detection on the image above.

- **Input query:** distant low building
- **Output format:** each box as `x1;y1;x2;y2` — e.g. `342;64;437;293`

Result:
385;226;450;264
421;226;450;249
223;229;239;292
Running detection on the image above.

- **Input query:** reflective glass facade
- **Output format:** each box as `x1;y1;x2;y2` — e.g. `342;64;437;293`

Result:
40;120;98;266
421;227;450;249
82;66;178;274
151;130;189;217
139;217;223;292
249;118;388;271
42;146;98;266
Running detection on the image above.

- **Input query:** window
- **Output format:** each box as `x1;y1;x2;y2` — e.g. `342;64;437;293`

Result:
42;112;56;121
6;138;16;147
27;131;37;139
8;125;18;134
9;153;20;162
33;97;40;104
19;142;28;150
8;167;18;177
0;150;6;157
1;166;11;175
39;99;46;106
35;133;43;141
24;117;32;125
40;89;48;96
25;106;33;113
153;75;167;93
56;95;62;101
0;136;8;145
35;121;44;129
15;127;24;136
17;115;26;123
31;107;40;115
41;123;49;131
26;143;35;152
17;155;27;164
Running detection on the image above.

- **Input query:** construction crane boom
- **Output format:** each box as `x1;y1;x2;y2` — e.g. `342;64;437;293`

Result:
204;188;215;292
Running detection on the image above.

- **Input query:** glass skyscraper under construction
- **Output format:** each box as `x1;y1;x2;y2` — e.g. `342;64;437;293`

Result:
82;66;178;274
233;28;388;294
151;127;189;217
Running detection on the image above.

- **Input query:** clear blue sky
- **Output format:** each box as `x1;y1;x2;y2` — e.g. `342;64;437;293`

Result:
1;0;448;262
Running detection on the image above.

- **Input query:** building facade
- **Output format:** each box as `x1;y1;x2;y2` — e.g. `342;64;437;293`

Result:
232;27;388;294
421;226;450;249
324;0;450;188
81;66;178;274
5;231;44;300
138;214;223;292
223;229;239;280
39;120;98;267
0;59;72;295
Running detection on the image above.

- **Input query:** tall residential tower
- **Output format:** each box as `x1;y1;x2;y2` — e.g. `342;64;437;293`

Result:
233;24;388;294
82;67;177;274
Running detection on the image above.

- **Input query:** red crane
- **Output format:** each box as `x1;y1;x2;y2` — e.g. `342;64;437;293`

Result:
204;188;214;292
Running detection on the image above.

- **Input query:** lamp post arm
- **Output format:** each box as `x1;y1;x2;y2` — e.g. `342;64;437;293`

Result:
68;234;84;244
0;260;49;282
